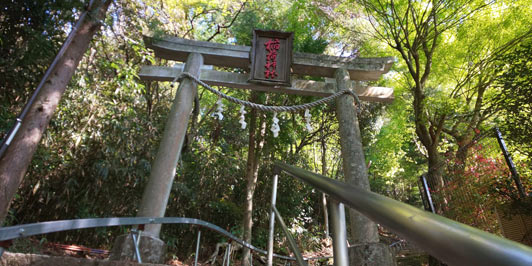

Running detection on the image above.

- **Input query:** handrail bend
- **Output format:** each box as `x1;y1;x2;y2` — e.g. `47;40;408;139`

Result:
0;217;299;261
275;162;532;266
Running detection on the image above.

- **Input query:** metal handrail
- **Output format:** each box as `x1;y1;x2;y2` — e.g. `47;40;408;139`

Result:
275;162;532;266
0;217;301;261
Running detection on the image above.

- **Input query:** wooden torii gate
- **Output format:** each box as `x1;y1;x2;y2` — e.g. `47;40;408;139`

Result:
120;33;395;265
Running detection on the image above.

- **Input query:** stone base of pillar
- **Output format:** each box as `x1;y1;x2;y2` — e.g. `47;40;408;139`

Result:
349;242;396;266
109;233;166;264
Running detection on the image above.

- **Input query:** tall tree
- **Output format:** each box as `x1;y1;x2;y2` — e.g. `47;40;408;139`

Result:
241;93;267;266
353;0;532;206
0;0;112;223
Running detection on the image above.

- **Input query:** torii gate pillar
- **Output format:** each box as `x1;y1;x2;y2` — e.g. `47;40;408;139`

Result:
335;68;395;266
110;53;203;263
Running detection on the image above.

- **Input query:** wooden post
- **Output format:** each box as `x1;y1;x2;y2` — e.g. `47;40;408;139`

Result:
137;52;203;236
334;68;394;265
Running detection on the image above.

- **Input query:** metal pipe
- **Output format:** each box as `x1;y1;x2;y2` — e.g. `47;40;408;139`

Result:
136;229;142;247
494;127;527;198
130;229;142;263
0;217;293;260
420;174;435;213
194;230;201;266
275;162;532;266
250;252;253;266
329;199;349;266
267;172;279;266
226;243;232;266
322;193;329;237
0;216;329;262
272;206;308;266
222;244;228;266
0;247;4;258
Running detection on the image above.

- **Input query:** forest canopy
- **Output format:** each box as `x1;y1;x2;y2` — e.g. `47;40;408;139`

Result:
1;0;531;264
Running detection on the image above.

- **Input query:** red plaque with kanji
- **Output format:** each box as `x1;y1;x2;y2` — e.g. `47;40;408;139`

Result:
249;29;293;86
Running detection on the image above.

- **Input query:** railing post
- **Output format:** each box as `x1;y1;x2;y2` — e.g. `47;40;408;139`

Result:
222;243;232;266
494;127;527;198
267;169;280;266
194;230;201;266
226;243;232;266
222;244;228;266
420;174;436;213
130;229;142;263
272;206;308;266
329;199;349;266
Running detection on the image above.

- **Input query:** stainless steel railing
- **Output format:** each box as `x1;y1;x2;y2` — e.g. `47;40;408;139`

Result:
275;162;532;266
0;216;319;263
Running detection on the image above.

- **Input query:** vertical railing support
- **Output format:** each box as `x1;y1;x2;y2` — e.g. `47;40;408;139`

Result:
222;244;228;266
267;169;280;266
272;206;308;266
329;199;349;266
194;230;201;266
420;174;436;213
322;193;329;237
227;243;232;266
494;127;527;198
131;229;142;263
222;243;232;266
250;251;253;266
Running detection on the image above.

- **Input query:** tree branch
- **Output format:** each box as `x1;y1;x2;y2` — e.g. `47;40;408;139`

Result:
206;1;247;42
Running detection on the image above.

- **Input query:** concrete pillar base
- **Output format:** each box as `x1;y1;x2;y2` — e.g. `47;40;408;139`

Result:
349;242;396;266
109;233;166;264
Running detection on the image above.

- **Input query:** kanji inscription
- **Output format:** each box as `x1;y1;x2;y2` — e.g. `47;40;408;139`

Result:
249;30;293;86
264;38;280;79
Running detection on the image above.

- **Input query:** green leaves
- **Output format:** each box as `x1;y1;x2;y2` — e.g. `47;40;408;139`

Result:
491;40;532;158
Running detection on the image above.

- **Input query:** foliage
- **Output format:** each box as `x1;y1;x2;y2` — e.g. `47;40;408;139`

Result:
0;0;83;131
491;40;532;158
366;95;425;205
428;139;532;234
2;0;532;262
440;144;507;233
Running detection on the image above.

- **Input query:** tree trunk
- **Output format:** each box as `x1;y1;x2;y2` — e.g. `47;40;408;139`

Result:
453;133;474;177
0;0;111;224
241;93;267;266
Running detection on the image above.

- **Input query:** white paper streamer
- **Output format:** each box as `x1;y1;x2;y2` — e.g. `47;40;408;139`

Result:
214;98;224;120
239;105;247;129
304;109;313;132
271;112;280;137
